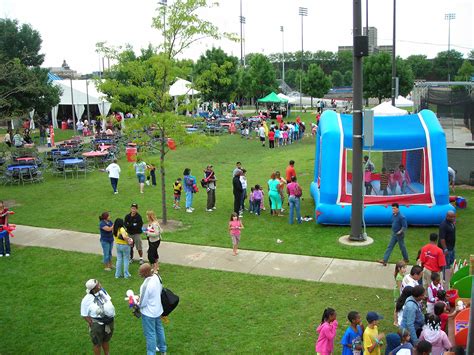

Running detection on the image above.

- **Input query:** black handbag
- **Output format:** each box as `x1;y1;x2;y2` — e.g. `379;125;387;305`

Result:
159;277;179;316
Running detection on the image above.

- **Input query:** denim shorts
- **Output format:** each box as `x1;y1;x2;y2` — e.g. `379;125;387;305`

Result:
136;173;145;183
445;249;455;268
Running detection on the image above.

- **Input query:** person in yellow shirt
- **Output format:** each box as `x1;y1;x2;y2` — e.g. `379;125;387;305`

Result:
113;218;133;279
363;312;385;355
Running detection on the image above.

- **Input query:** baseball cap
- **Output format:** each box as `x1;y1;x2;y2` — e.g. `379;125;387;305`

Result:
366;311;383;322
85;279;98;294
131;203;138;208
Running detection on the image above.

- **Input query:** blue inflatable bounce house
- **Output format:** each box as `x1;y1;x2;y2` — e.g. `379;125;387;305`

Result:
311;109;455;225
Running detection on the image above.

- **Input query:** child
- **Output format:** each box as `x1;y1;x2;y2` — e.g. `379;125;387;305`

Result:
147;163;157;186
173;178;183;209
315;308;338;355
389;168;398;195
341;311;364;355
419;314;451;355
427;272;444;314
282;128;288;146
228;212;244;256
394;286;413;327
0;201;13;257
252;184;263;216
363;311;385;355
434;301;457;333
394;261;407;302
248;187;255;214
364;167;373;195
259;185;266;211
389;329;413;354
380;167;389;195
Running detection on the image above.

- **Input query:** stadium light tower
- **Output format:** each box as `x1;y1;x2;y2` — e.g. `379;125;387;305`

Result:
298;7;308;111
445;13;456;81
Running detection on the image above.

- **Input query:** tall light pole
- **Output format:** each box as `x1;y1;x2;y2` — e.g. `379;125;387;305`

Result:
240;0;246;66
159;0;167;51
280;26;285;82
299;7;308;111
445;13;456;82
349;0;368;241
391;0;397;106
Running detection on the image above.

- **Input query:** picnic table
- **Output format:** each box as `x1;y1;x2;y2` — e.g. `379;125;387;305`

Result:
82;150;109;168
7;164;37;171
15;157;36;162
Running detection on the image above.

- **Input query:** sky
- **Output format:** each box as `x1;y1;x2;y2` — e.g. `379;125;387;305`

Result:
2;0;473;74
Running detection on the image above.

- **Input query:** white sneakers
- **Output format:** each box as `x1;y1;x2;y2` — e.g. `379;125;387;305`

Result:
186;209;193;213
206;209;213;212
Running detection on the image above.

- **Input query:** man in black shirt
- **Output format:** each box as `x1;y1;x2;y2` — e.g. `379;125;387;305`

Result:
232;171;243;216
438;211;456;286
124;203;144;264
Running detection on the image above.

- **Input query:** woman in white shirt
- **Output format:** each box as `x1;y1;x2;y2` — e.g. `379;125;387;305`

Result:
145;210;162;274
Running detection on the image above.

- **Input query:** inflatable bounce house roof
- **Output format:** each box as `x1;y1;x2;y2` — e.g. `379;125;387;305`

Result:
311;109;455;225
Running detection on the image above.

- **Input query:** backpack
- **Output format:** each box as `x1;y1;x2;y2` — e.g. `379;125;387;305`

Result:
294;184;303;198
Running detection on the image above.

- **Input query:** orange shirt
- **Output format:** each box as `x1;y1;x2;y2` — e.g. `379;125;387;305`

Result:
286;165;296;183
420;243;446;272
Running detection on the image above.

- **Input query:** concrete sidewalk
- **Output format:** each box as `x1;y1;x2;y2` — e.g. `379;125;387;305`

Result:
12;225;395;290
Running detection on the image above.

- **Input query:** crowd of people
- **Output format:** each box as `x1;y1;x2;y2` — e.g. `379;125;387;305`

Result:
314;222;463;355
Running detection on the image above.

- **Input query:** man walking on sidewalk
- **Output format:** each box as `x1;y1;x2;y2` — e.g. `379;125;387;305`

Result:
378;203;409;266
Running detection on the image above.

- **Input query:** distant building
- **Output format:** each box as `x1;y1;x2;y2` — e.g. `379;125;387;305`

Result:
338;27;392;56
374;45;394;55
363;27;377;54
49;60;79;79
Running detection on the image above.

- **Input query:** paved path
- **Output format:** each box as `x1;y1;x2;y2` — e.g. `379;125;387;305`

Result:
12;225;395;290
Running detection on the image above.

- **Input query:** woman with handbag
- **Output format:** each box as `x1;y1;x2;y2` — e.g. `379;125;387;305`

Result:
145;210;162;274
113;218;133;279
287;176;302;224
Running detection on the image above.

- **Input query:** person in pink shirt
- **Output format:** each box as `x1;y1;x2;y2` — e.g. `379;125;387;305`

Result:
394;164;412;194
228;212;244;256
315;308;338;354
388;168;398;195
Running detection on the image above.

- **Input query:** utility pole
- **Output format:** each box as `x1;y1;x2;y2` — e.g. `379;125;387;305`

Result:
350;0;368;241
391;0;397;106
240;0;246;66
445;13;456;82
280;26;285;82
299;7;308;111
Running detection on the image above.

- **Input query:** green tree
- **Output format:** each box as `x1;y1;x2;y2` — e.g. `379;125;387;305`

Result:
194;47;238;109
432;50;464;81
0;19;60;119
406;54;432;80
97;0;230;224
363;52;413;101
336;50;353;74
343;70;352;86
456;60;474;81
303;64;331;107
331;70;344;87
0;18;44;66
246;53;278;100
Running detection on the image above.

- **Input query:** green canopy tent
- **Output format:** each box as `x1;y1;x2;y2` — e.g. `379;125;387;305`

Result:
257;92;288;118
257;92;288;103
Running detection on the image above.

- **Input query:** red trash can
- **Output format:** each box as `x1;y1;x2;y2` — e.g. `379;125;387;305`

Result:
61;121;68;130
126;147;137;162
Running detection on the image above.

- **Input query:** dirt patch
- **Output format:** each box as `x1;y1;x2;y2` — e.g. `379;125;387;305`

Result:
457;184;474;191
3;200;20;208
158;219;187;233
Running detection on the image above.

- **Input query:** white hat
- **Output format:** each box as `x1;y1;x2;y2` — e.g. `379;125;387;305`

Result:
85;279;98;294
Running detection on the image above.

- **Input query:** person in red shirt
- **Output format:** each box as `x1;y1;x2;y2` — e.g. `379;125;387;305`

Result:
420;233;446;290
0;200;13;257
285;160;296;183
268;128;275;149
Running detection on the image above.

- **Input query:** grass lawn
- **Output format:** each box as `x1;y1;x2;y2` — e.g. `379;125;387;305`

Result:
0;246;396;354
2;122;472;264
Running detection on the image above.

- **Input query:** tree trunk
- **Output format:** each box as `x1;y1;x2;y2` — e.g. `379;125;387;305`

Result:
160;127;167;224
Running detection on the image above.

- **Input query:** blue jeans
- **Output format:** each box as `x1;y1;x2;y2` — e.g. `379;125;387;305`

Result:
115;244;131;278
100;239;113;264
0;231;10;255
110;178;118;192
142;314;167;355
288;195;301;224
240;188;247;211
383;233;409;262
185;190;193;209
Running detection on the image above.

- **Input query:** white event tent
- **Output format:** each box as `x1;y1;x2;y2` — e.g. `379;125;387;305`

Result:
395;95;414;108
169;78;199;97
372;101;408;116
51;79;111;128
277;93;296;104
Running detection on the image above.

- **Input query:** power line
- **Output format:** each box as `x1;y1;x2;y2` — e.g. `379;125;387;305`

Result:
379;38;472;50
